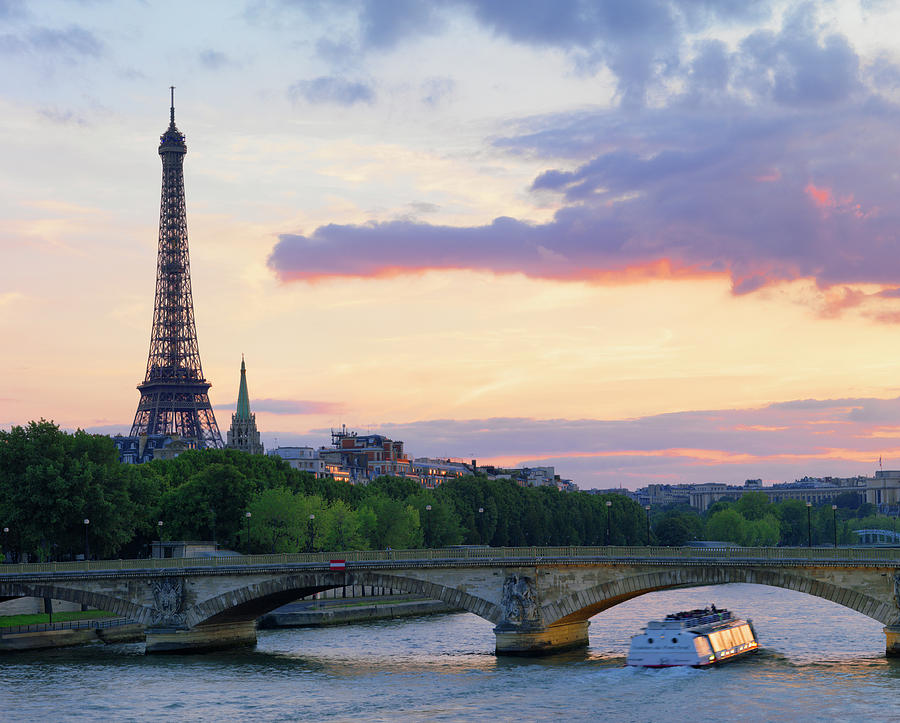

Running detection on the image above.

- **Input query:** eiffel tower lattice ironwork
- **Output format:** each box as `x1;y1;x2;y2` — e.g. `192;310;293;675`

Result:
130;89;223;448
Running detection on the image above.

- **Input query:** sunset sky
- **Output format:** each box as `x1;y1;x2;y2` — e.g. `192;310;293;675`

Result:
6;0;900;488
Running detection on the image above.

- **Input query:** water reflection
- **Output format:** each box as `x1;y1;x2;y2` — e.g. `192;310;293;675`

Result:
0;584;896;721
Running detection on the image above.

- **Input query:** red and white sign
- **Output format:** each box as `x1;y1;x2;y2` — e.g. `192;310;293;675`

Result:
329;560;346;570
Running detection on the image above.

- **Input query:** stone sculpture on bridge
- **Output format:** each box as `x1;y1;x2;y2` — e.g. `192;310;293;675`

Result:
500;575;541;626
149;578;186;627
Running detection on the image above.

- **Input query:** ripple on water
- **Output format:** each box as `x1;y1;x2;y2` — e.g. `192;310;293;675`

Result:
0;584;896;721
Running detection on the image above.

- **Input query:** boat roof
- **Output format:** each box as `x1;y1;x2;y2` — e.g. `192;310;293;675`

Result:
645;607;736;630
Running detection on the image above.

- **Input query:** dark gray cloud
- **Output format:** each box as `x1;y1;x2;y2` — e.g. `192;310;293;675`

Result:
0;24;102;59
408;201;440;214
283;0;776;108
735;5;861;107
288;75;376;105
357;0;444;50
199;49;233;70
269;4;900;301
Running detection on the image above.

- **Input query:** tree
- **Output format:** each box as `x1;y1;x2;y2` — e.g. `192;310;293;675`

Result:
705;509;746;544
0;421;138;560
362;496;423;549
247;488;318;553
654;514;693;546
735;491;773;521
158;463;253;546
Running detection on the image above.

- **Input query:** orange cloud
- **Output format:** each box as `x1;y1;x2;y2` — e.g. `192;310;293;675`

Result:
805;182;835;208
277;258;726;287
478;445;900;470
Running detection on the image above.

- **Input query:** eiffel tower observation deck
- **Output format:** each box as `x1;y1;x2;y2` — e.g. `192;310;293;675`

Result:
129;89;223;448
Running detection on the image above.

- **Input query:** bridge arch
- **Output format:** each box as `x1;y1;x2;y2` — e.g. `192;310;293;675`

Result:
544;567;898;627
189;571;502;628
0;581;149;623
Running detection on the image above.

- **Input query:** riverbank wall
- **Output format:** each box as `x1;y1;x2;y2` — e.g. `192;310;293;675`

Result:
0;620;144;652
259;595;460;628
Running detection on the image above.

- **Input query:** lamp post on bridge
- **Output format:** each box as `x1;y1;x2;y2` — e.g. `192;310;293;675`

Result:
605;500;612;546
806;502;812;548
478;507;485;545
424;504;432;547
307;514;316;553
83;518;90;561
2;527;7;563
832;504;838;548
245;512;252;554
644;505;651;546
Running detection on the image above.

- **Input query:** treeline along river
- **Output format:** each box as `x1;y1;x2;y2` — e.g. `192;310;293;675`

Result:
2;584;898;721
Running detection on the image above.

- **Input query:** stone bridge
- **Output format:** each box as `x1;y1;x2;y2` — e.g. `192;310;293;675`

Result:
1;546;899;656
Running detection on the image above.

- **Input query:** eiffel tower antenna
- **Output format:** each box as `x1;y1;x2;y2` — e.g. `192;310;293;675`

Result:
129;93;223;448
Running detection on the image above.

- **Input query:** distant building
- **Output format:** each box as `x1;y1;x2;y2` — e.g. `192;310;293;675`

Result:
632;477;867;512
413;458;472;488
113;433;192;464
268;446;325;477
323;426;413;482
225;356;264;455
866;470;900;514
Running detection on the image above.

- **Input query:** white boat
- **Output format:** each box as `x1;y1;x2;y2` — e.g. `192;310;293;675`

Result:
626;606;758;667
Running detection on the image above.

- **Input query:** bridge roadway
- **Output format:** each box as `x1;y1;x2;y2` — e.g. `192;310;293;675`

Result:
1;546;899;656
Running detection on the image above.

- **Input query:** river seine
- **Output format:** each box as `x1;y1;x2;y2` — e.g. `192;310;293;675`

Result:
3;583;898;721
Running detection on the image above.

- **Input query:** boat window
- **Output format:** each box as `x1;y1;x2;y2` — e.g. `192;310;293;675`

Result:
671;637;678;644
647;638;654;644
693;636;712;656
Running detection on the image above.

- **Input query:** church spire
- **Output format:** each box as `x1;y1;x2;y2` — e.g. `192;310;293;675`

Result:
236;354;251;421
226;355;264;454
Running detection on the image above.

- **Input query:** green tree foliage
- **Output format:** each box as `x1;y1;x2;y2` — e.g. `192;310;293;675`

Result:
704;509;747;544
8;422;886;556
0;421;139;560
653;515;694;546
158;463;253;547
734;491;774;521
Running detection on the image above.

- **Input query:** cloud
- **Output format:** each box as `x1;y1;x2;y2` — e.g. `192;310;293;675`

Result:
323;395;899;487
421;76;454;106
269;11;900;301
283;0;773;108
408;201;440;214
38;107;88;126
0;25;103;60
213;398;344;415
199;49;233;70
288;76;376;105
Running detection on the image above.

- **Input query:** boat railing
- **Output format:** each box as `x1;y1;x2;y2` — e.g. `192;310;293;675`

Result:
664;610;733;628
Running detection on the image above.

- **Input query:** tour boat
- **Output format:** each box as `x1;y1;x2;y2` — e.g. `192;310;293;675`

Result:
626;606;758;667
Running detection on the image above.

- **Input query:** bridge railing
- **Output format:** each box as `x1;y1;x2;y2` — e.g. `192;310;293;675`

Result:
2;545;900;574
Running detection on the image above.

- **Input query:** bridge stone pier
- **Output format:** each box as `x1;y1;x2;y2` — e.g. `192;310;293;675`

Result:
1;546;899;656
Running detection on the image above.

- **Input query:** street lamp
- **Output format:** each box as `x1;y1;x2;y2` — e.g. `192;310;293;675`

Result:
832;504;838;548
83;518;90;561
644;505;651;546
806;502;812;548
2;527;7;563
245;512;252;554
307;514;316;553
478;507;485;546
605;500;612;546
157;520;163;539
425;505;432;548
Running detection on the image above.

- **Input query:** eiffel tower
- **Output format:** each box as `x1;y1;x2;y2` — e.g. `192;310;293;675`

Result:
129;89;223;448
